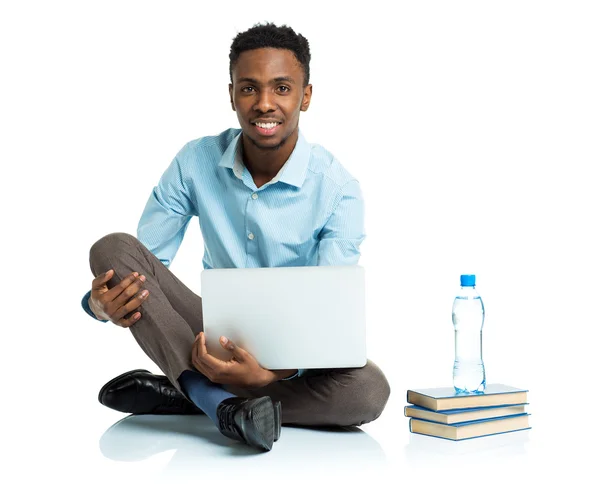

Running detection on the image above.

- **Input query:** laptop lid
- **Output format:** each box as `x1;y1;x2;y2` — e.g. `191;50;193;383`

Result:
201;265;367;370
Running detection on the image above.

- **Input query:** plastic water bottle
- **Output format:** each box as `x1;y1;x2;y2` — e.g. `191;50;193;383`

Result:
452;274;486;393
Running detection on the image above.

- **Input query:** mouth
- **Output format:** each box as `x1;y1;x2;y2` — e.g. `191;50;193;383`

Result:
252;121;282;136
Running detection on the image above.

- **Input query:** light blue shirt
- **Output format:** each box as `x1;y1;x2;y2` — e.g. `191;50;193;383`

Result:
138;128;365;269
82;128;365;378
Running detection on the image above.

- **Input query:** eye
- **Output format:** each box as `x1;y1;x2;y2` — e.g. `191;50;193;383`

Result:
241;86;255;93
277;86;290;93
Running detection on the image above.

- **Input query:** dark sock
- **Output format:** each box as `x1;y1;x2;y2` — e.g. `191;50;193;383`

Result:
178;370;236;425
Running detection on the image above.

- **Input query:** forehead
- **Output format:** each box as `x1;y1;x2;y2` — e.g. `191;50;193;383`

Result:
232;48;304;83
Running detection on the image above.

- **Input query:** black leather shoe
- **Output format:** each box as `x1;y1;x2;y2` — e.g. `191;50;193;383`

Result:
217;396;275;451
98;369;203;415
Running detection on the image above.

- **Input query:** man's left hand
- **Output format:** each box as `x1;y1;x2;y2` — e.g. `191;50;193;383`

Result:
192;332;278;388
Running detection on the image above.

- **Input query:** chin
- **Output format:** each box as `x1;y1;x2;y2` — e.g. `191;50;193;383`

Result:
247;135;288;151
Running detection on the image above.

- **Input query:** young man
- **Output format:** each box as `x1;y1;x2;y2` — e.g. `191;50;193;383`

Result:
83;23;390;452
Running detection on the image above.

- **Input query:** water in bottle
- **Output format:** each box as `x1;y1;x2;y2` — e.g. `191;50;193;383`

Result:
452;274;486;393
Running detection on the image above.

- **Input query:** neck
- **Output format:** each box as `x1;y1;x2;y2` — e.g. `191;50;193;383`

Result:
241;127;299;186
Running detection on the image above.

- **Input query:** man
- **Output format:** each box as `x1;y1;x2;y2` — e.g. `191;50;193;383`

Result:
83;22;390;452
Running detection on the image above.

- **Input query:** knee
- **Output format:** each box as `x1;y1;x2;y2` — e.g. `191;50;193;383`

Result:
89;232;137;261
345;360;391;426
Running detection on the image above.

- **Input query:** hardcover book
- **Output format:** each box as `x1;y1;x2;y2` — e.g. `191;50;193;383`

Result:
404;403;527;424
406;384;528;411
409;414;531;441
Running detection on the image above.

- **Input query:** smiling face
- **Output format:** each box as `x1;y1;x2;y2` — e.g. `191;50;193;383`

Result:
229;48;312;152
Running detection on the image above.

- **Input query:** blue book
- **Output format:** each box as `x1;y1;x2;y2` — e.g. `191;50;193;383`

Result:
404;403;528;424
407;384;528;411
409;414;531;441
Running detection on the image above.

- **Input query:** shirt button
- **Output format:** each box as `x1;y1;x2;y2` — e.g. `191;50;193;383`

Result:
251;193;258;200
248;233;255;240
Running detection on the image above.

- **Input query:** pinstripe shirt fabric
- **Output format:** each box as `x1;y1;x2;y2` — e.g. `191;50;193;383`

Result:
138;128;365;270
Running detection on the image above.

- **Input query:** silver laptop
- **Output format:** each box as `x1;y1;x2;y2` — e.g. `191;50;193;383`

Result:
201;265;367;370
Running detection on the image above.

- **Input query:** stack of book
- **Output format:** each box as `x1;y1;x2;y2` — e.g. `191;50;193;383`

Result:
405;384;531;440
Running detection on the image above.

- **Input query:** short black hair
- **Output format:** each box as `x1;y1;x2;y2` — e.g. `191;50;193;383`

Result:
229;22;311;86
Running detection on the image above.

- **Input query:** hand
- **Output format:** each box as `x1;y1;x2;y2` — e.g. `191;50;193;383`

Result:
192;332;277;388
88;270;149;327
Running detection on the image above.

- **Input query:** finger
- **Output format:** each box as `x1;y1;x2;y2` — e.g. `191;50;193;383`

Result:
104;271;140;302
198;333;228;369
116;311;142;328
220;336;247;362
113;288;149;320
192;333;207;368
199;332;208;357
113;275;146;307
91;269;115;290
192;333;202;361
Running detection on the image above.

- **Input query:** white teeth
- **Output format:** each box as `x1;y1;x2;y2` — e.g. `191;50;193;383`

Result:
255;122;279;129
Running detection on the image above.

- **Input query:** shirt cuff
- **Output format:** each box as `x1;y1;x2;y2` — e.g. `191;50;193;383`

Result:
281;369;305;380
81;290;107;322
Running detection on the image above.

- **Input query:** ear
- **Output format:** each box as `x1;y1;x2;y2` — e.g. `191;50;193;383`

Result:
229;84;235;111
301;84;312;112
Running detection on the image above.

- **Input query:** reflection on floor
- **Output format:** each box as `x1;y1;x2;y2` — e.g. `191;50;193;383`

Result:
99;414;389;483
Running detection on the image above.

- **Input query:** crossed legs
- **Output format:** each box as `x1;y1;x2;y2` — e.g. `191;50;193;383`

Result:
89;232;390;427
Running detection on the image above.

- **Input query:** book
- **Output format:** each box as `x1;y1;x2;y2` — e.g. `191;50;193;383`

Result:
404;403;528;424
409;414;531;441
406;384;528;411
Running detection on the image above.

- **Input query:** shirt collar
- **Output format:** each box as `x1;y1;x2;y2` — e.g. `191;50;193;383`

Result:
218;129;310;188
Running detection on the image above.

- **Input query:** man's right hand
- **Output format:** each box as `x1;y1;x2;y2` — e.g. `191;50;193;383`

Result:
88;270;149;327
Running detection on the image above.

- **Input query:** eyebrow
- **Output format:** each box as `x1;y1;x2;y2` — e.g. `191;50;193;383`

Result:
236;76;297;85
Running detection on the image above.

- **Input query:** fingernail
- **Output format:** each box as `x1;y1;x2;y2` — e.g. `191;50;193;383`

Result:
106;269;113;276
140;275;146;282
133;272;139;277
141;290;148;297
220;336;228;344
134;313;141;320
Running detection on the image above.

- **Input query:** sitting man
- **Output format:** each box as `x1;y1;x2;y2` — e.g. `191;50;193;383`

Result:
82;22;390;452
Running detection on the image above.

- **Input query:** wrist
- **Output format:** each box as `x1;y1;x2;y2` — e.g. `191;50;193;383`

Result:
88;298;107;321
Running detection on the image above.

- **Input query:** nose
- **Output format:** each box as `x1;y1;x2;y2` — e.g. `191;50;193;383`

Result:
253;90;277;113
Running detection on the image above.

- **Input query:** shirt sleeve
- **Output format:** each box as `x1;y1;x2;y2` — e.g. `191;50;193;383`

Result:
317;179;366;266
137;152;197;268
280;369;306;381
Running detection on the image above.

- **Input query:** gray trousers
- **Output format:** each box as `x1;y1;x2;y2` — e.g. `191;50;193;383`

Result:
89;233;390;426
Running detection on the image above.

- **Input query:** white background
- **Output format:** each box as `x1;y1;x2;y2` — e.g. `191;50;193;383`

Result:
1;1;599;491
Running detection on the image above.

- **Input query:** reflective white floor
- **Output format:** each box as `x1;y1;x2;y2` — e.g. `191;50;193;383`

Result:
8;384;596;493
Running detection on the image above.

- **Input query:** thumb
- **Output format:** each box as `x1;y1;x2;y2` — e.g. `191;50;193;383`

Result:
220;336;246;362
92;269;114;291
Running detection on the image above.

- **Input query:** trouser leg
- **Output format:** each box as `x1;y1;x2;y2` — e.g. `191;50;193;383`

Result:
89;232;202;393
224;360;391;427
89;232;391;426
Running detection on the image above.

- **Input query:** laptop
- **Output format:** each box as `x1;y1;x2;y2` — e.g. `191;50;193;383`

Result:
201;265;367;370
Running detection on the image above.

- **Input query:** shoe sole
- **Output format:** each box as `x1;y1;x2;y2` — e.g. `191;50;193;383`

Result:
246;397;275;451
274;401;282;442
98;369;150;404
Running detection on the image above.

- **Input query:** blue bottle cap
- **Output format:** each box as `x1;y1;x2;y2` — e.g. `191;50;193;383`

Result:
460;274;476;287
